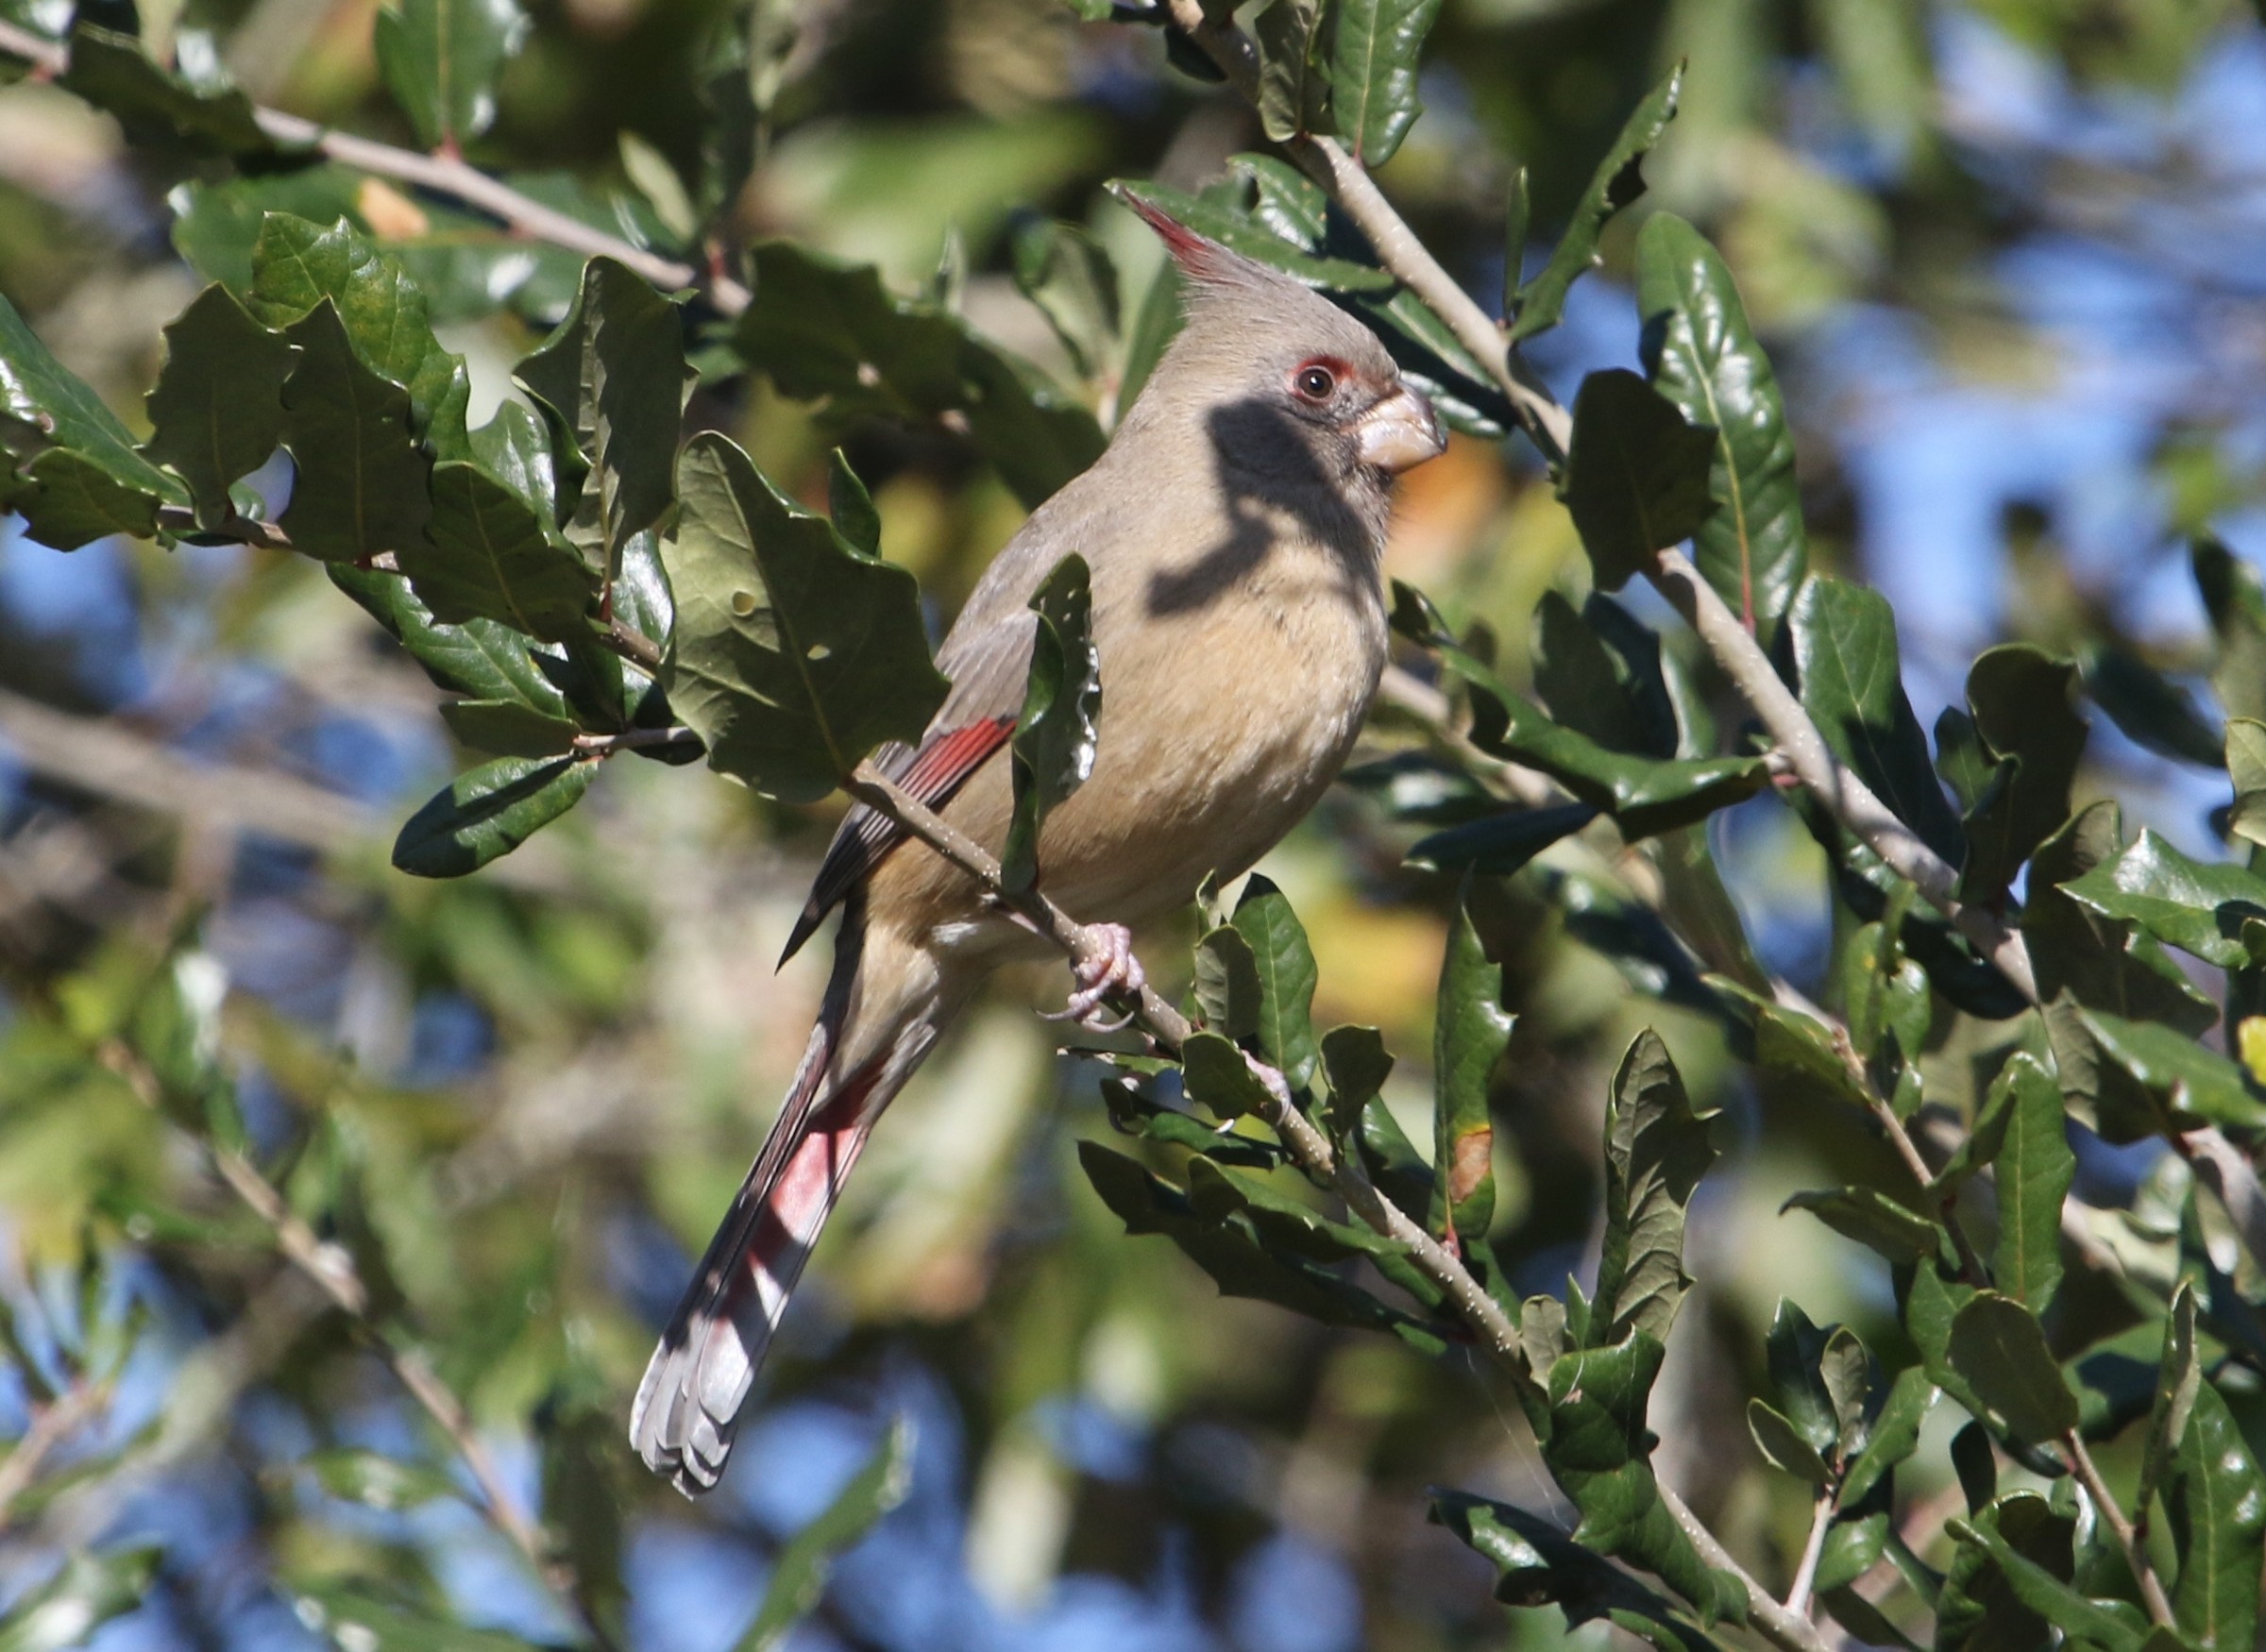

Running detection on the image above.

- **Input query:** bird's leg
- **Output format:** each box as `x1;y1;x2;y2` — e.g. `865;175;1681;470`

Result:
1040;922;1145;1033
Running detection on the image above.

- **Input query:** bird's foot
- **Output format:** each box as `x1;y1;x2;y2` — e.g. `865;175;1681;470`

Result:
1041;923;1145;1033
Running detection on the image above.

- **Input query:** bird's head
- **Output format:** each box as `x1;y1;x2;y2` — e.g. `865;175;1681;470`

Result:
1114;188;1446;487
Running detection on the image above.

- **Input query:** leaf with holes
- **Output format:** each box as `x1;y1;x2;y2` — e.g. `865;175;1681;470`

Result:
663;432;948;803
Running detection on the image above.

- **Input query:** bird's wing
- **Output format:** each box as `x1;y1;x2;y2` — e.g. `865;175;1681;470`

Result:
778;607;1037;963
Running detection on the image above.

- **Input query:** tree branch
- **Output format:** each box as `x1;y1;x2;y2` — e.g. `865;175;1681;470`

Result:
1658;1484;1831;1652
0;17;749;315
0;1379;113;1528
94;1039;619;1652
2063;1429;2175;1627
1781;1488;1834;1620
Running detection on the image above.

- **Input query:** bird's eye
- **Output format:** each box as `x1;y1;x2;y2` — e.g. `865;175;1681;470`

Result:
1294;363;1338;401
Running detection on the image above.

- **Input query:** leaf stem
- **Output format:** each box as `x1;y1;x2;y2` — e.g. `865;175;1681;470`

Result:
571;724;694;755
95;1039;621;1652
1782;1487;1835;1619
0;18;749;316
600;617;665;675
2062;1429;2175;1627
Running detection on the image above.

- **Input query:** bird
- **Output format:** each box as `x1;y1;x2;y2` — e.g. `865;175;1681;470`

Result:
631;193;1446;1494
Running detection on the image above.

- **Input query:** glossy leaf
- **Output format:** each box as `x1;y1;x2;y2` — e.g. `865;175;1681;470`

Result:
1193;923;1261;1043
1559;370;1717;594
1512;68;1682;344
1406;803;1599;877
1936;1493;2076;1652
330;565;577;717
1635;213;1807;651
142;284;294;530
735;1417;915;1652
1989;1053;2072;1312
2137;1283;2199;1521
1002;554;1101;892
392;754;596;876
2226;717;2266;849
1186;1157;1442;1312
438;697;578;757
1253;0;1331;143
1763;1300;1839;1456
1429;896;1510;1242
1747;1398;1830;1485
1532;592;1680;761
1840;1367;1937;1506
2194;534;2266;724
1948;1291;2079;1445
375;0;529;151
1232;875;1322;1094
2086;644;2224;768
2078;1007;2266;1132
735;240;1105;510
2060;827;2266;969
1328;0;1443;166
1781;1187;1938;1265
275;302;433;562
1179;1031;1278;1120
248;213;471;457
1953;645;2088;901
399;459;598;641
2165;1378;2265;1650
1320;1023;1393;1144
59;25;272;154
662;432;949;803
1591;1030;1716;1344
1944;1509;2143;1652
1791;576;1966;864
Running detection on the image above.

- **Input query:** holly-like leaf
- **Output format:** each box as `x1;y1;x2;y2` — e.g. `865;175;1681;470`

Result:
330;565;578;716
1253;0;1331;143
392;754;596;876
1002;554;1100;893
1635;214;1807;651
0;290;187;547
1560;370;1717;593
374;0;530;152
141;283;295;531
662;433;949;803
735;240;1104;511
734;1417;915;1652
2078;1007;2266;1132
1990;1053;2073;1313
59;24;273;154
1591;1030;1716;1345
1512;68;1682;344
1429;896;1510;1243
1955;645;2087;901
1232;875;1321;1095
397;459;598;641
1327;0;1442;166
1320;1023;1393;1143
275;302;432;562
1948;1292;2079;1446
2166;1378;2266;1650
2060;827;2266;970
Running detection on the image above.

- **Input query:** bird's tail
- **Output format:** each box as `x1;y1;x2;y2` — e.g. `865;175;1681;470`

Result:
631;898;961;1494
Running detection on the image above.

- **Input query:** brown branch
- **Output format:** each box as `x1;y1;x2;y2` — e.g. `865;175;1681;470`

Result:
94;1040;619;1651
1782;1487;1835;1620
0;1379;113;1527
1157;0;1570;464
0;17;748;316
2063;1430;2175;1627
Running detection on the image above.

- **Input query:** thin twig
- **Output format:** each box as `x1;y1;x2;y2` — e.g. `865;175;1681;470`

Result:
0;17;748;315
2064;1430;2175;1627
1782;1488;1835;1620
599;617;665;675
571;724;695;755
94;1040;619;1651
1158;0;1570;463
841;760;1827;1652
0;1380;112;1527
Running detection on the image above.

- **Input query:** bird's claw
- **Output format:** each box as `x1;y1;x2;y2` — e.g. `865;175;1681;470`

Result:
1041;923;1145;1033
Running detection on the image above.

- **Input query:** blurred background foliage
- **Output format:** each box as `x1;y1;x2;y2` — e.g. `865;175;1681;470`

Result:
3;0;2266;1647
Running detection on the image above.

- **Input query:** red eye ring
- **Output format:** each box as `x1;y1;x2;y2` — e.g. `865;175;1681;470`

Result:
1293;362;1338;401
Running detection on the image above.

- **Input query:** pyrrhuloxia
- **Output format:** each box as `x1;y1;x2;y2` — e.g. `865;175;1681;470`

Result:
632;197;1445;1493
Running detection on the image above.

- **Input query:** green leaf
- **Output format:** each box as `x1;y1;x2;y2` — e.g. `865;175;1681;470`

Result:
1108;180;1396;295
1512;68;1682;344
1185;1156;1442;1311
438;697;579;757
141;284;294;531
276;302;433;562
2060;828;2266;970
1782;1187;1938;1265
285;1584;538;1650
301;1447;460;1511
1840;1368;1937;1506
1328;0;1443;165
1590;1031;1716;1345
1790;577;1965;864
1193;923;1261;1042
59;25;273;155
1948;1291;2079;1445
1747;1398;1830;1485
1179;1031;1277;1120
373;0;528;150
1956;646;2087;900
1002;555;1101;894
1232;875;1322;1094
329;565;576;716
0;289;186;547
1945;1509;2143;1652
1559;370;1718;594
2077;1007;2266;1132
1009;217;1121;383
0;1546;161;1652
1532;593;1681;761
735;240;1105;511
1429;1492;1731;1650
392;754;596;876
1406;803;1599;876
733;1416;913;1652
248;213;470;456
2086;645;2224;768
1936;1493;2077;1652
662;432;949;803
2137;1283;2200;1521
1819;1326;1876;1458
1763;1299;1840;1457
1990;1053;2072;1312
1099;1077;1281;1169
2194;535;2266;725
1635;214;1808;652
1429;895;1511;1243
2225;717;2266;850
399;459;599;641
1254;0;1332;143
2166;1379;2265;1650
1320;1023;1393;1144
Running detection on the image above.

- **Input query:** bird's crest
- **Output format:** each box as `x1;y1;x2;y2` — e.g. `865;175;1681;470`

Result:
1111;183;1294;303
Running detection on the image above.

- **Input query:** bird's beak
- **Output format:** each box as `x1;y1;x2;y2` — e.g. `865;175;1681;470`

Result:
1355;384;1446;473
